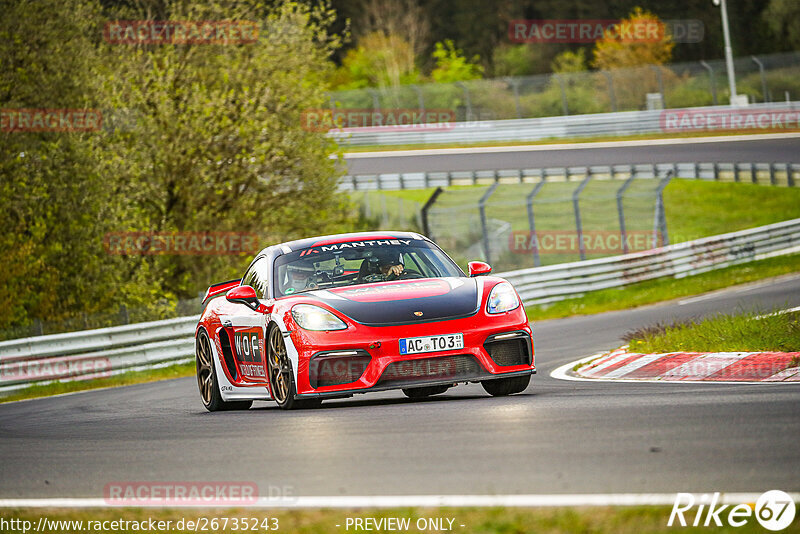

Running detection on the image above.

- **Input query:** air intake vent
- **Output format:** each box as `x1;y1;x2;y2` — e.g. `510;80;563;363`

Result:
377;355;483;387
310;350;371;388
485;337;530;367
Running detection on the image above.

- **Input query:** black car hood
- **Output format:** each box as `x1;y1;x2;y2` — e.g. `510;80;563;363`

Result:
307;277;480;326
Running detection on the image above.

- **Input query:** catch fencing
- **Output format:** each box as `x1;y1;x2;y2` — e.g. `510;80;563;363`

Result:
328;51;800;146
1;218;798;392
346;161;799;273
329;101;800;146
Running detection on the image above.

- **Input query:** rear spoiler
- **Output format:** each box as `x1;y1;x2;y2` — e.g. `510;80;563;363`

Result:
202;278;241;307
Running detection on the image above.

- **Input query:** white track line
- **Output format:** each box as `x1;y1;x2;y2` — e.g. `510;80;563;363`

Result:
2;493;798;508
343;132;800;159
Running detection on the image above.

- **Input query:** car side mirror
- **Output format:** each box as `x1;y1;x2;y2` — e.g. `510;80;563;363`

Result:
468;261;492;277
226;286;262;311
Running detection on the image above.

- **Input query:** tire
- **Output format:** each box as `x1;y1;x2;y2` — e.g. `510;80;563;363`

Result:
481;374;531;397
196;329;253;412
267;325;321;410
402;385;450;399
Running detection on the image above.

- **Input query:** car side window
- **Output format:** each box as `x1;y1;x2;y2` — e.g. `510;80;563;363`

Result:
252;257;271;299
242;263;259;290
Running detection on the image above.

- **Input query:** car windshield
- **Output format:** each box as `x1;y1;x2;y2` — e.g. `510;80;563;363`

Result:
273;238;464;297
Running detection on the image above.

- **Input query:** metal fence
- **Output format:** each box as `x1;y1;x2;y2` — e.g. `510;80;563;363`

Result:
330;52;800;123
2;218;798;392
505;217;800;306
347;161;799;273
330;100;800;146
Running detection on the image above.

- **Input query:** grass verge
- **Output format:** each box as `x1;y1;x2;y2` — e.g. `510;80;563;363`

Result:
0;360;194;404
341;129;800;153
1;506;783;533
624;310;800;354
526;253;800;321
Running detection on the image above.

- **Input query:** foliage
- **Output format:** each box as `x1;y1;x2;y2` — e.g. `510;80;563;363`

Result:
1;0;349;329
592;7;674;71
763;0;800;51
430;40;483;83
335;31;421;89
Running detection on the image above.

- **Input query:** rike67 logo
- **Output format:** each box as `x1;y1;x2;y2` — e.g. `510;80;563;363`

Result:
668;491;796;531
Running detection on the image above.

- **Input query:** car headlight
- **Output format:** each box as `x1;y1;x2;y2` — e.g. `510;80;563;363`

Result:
486;282;520;314
291;304;347;331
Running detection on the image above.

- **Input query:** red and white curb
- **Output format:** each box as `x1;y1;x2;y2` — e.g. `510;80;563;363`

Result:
552;347;800;384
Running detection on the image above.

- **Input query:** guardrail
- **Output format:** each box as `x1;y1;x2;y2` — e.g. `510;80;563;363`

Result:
503;218;800;305
1;218;798;392
0;317;197;392
330;101;800;146
340;161;799;191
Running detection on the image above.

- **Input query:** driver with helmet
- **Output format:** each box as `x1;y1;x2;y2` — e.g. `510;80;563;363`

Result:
359;249;404;281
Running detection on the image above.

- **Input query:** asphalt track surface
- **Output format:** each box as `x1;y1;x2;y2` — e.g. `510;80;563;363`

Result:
1;275;799;499
344;134;800;175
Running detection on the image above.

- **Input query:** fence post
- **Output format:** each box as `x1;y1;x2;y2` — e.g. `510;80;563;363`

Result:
526;177;547;267
713;162;719;181
411;84;425;114
616;174;636;254
572;170;592;261
650;66;666;108
554;74;569;115
479;183;499;264
751;163;757;184
455;81;473;121
788;163;795;187
733;162;739;182
751;56;769;102
368;88;380;112
504;77;522;119
770;162;776;185
118;305;130;325
653;171;674;248
33;318;43;336
700;60;718;106
420;187;444;238
602;71;617;112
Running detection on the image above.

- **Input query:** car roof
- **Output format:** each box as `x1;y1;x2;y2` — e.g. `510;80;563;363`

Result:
257;231;429;256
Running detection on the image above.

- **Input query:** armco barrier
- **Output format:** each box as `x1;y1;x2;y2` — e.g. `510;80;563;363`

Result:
330;101;800;146
339;161;799;191
503;217;800;305
1;219;798;391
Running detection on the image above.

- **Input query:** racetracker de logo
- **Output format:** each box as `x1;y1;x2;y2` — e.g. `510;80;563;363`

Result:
509;19;703;44
103;20;259;45
104;482;258;506
509;230;665;254
301;109;456;132
1;109;103;132
103;232;259;256
0;355;112;384
661;109;800;132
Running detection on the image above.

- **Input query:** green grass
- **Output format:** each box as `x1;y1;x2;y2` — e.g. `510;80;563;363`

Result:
625;310;800;354
341;128;800;153
2;506;789;533
0;361;195;404
526;253;800;321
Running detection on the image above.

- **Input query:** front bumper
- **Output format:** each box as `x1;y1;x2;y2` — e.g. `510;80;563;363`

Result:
290;312;535;396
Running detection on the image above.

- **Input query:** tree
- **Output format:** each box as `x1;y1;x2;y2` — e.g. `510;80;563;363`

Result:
764;0;800;50
592;7;674;71
336;32;421;89
430;40;483;83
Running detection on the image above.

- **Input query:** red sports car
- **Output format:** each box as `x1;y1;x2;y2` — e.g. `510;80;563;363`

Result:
195;231;535;410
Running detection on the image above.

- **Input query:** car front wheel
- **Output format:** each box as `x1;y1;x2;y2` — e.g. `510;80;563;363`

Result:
481;374;531;397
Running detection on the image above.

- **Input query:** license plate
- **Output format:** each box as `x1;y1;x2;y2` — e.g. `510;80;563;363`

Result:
399;333;464;355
